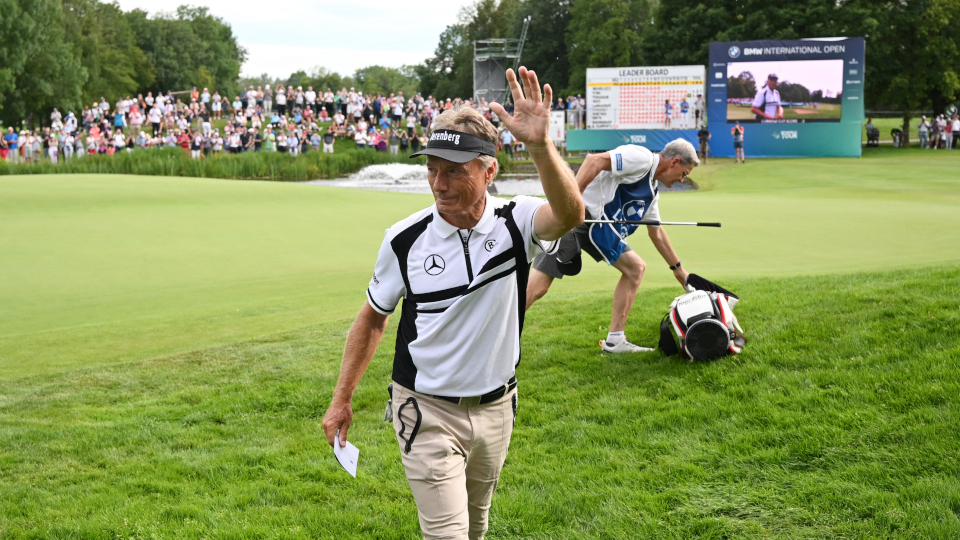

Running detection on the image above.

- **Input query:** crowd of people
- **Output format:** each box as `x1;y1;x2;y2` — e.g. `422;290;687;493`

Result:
0;85;538;164
916;114;960;149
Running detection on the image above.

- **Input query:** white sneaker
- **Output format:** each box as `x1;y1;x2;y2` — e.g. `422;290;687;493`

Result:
600;339;655;353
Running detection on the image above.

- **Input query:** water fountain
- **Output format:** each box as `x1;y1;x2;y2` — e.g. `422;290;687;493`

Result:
304;163;696;195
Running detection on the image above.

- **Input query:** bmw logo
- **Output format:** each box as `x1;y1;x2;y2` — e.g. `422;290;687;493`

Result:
728;46;741;59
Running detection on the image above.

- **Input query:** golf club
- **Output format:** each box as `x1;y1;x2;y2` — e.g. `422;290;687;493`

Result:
584;220;721;228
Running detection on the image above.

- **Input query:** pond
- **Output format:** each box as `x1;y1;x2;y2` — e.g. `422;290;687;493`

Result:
304;163;696;196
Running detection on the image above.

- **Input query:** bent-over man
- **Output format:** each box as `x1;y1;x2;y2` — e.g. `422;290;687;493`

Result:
526;140;700;352
322;67;584;540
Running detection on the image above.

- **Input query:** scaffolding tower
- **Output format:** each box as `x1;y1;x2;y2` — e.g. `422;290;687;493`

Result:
473;17;530;105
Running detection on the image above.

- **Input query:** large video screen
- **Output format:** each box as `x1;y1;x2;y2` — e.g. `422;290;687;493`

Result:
725;59;844;123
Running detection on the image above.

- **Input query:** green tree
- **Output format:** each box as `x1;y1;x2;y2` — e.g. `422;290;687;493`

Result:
850;0;960;146
285;70;310;89
239;73;284;92
727;71;757;99
565;0;652;92
62;0;154;106
307;67;350;93
509;0;572;96
125;6;245;98
642;0;847;67
0;0;85;127
416;23;471;99
354;65;419;98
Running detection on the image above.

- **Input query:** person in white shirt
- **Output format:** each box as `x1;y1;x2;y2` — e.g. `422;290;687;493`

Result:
527;140;701;353
276;89;287;115
500;129;515;158
406;111;418;137
918;116;930;148
288;130;300;156
392;98;404;127
354;129;368;149
63;132;75;160
148;107;162;136
751;74;783;120
323;89;335;117
321;67;582;540
64;112;77;134
694;94;705;126
305;86;317;114
113;130;126;152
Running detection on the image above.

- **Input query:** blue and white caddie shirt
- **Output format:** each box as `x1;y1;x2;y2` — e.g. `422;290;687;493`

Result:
581;144;661;265
366;194;557;396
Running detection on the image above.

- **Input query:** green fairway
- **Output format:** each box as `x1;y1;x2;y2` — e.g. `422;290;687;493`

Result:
1;148;959;378
1;266;958;538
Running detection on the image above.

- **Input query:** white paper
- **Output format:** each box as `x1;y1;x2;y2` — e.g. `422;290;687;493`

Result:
333;430;359;478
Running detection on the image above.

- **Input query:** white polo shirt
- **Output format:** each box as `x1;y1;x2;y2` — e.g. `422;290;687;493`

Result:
581;144;661;226
752;86;781;118
367;194;556;396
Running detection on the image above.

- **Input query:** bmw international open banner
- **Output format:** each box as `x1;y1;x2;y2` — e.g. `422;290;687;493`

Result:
568;65;705;151
707;37;865;158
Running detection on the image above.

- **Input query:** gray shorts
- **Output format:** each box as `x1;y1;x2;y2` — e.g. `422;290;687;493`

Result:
532;223;632;279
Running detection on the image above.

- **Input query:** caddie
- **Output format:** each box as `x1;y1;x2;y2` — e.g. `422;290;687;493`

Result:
321;67;583;540
526;139;700;352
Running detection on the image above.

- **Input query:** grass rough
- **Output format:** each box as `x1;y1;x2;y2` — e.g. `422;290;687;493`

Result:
0;266;957;538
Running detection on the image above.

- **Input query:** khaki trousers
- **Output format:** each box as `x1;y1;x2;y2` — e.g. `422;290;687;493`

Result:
391;382;517;540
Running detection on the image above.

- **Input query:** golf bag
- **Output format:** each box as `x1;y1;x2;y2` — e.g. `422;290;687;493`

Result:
659;274;746;361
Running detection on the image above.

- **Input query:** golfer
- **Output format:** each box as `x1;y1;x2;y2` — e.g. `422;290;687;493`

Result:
322;67;583;540
751;73;784;121
526;139;700;352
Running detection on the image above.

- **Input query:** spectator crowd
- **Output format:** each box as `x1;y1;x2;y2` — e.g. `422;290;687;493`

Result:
0;85;537;164
916;114;960;149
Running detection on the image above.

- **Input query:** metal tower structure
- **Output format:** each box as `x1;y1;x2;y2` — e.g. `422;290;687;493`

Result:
473;16;531;105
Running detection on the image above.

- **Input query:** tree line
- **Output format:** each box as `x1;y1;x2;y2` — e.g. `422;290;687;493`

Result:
414;0;959;123
241;65;420;103
0;0;244;128
4;0;957;137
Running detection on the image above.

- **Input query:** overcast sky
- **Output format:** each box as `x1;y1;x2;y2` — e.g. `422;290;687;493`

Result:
114;0;477;78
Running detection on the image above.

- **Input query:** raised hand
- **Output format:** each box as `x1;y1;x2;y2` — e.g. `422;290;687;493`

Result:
490;67;553;148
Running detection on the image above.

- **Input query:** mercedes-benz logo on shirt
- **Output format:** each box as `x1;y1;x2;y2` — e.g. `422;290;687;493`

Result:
424;254;445;275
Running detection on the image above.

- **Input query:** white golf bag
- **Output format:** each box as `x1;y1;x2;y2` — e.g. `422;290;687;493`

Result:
659;280;746;361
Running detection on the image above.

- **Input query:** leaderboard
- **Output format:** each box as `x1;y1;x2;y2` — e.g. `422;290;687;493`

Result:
586;65;706;130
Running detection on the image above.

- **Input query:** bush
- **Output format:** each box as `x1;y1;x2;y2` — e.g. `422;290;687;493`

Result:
0;146;422;181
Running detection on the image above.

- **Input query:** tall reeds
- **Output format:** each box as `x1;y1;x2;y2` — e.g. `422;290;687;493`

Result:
0;147;424;181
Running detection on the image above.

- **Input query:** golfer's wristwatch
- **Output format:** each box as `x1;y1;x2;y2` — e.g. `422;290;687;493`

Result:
669;261;682;271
